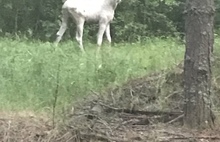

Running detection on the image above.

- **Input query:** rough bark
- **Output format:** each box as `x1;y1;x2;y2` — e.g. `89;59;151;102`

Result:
183;0;215;129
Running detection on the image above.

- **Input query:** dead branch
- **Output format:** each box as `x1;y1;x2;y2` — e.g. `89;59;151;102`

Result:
162;131;220;140
99;102;182;116
80;132;129;142
167;136;220;140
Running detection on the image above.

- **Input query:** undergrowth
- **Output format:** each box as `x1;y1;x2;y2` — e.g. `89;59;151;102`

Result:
0;37;197;112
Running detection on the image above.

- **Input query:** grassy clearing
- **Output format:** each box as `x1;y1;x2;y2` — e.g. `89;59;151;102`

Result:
0;37;185;111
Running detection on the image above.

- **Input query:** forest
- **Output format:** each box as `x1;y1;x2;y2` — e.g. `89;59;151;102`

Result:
0;0;219;41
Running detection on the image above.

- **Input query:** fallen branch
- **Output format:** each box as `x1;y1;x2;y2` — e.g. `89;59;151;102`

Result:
80;133;129;142
168;136;220;140
99;102;182;116
162;131;220;140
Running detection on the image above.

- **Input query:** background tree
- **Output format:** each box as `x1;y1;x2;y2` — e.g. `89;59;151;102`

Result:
183;0;215;128
0;0;219;42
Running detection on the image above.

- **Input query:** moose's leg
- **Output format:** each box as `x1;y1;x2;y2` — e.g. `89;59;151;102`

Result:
55;8;69;45
97;22;108;53
75;18;85;52
105;23;111;44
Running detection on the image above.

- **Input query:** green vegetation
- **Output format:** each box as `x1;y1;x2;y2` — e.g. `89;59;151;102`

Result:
0;38;184;111
0;37;219;113
0;0;219;42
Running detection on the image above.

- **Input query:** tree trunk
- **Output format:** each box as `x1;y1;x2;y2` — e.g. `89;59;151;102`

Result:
183;0;215;129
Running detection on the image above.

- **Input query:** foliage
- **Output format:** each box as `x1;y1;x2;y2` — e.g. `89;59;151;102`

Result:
215;0;220;32
0;0;219;42
0;37;184;111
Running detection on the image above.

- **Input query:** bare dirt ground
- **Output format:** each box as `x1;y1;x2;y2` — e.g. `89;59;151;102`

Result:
1;61;220;142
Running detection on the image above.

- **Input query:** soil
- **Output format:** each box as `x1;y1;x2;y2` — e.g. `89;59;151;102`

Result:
1;61;220;142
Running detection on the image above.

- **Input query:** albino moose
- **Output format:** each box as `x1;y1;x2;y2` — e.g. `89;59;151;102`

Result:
55;0;121;52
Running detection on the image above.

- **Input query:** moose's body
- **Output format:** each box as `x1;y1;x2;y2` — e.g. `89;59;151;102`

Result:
55;0;121;52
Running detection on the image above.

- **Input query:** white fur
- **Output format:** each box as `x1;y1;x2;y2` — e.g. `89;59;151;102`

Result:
55;0;121;52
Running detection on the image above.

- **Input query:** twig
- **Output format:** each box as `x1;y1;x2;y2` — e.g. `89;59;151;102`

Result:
97;119;113;135
0;118;13;121
165;91;182;100
3;120;11;142
55;132;72;141
110;91;116;104
167;114;184;124
52;64;61;128
90;90;100;96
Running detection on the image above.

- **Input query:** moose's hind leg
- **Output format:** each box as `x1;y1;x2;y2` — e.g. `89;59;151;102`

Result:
55;8;69;45
96;22;108;53
105;23;111;44
75;18;85;52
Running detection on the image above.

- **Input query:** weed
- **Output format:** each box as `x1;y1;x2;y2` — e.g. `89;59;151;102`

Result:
0;37;185;111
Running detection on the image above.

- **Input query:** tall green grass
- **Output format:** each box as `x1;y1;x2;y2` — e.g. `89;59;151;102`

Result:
0;38;185;111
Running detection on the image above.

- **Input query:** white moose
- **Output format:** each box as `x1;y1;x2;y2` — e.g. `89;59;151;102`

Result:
55;0;121;52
